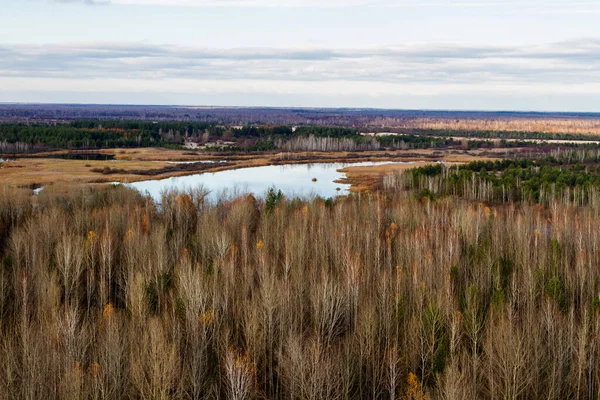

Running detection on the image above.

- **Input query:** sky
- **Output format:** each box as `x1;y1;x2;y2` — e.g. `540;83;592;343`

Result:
0;0;599;111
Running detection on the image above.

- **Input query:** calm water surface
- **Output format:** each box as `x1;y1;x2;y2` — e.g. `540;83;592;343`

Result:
127;161;408;202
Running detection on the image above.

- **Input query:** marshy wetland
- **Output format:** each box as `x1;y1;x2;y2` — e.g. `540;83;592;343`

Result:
2;114;600;399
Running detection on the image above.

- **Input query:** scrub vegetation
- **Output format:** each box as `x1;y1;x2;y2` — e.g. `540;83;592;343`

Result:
1;152;600;398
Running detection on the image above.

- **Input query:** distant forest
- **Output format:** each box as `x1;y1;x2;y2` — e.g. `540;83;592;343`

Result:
2;104;599;125
0;121;454;153
2;116;599;154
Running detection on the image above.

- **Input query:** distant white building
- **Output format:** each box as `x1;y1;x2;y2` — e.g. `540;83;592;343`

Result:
184;140;200;149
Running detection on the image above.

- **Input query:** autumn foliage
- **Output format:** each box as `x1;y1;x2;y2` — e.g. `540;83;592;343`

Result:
0;183;599;398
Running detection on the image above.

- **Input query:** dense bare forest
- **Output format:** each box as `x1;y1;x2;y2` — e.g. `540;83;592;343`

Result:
276;135;383;152
0;165;599;399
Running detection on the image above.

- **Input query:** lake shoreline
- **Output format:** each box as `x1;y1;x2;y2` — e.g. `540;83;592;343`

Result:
0;147;503;193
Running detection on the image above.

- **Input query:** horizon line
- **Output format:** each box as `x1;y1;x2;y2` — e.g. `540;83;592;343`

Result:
2;102;600;116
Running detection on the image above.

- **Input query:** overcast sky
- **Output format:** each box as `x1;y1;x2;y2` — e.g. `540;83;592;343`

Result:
1;0;599;111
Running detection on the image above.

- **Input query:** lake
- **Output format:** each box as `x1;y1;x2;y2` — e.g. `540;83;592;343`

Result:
127;161;408;202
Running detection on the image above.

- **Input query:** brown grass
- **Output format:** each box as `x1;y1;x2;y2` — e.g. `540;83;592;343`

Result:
0;148;507;190
337;153;499;192
376;117;600;135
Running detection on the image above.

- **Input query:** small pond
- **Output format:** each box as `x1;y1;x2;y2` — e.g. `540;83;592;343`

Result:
127;161;408;202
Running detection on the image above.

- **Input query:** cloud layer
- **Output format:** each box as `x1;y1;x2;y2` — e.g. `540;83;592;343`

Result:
15;1;598;110
46;0;600;11
2;39;599;110
2;40;599;85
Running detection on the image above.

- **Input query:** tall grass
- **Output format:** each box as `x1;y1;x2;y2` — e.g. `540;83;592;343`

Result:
0;183;599;398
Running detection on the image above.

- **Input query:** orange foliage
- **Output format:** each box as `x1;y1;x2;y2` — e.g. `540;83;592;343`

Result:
102;303;115;321
405;372;429;400
141;214;149;234
87;362;101;376
199;311;214;326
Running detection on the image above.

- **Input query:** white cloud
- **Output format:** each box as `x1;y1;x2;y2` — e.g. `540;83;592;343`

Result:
51;0;111;4
4;76;600;98
48;0;391;6
1;40;599;84
45;0;600;9
2;39;599;110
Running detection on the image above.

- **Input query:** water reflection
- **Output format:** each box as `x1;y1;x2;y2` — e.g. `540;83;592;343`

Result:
127;161;407;202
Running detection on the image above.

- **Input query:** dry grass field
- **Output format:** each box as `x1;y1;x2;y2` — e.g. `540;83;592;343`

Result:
0;148;504;191
382;117;600;135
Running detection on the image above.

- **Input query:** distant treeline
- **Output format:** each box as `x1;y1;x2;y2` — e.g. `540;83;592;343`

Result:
5;120;593;154
0;122;167;153
274;134;453;152
0;121;460;153
390;128;600;142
